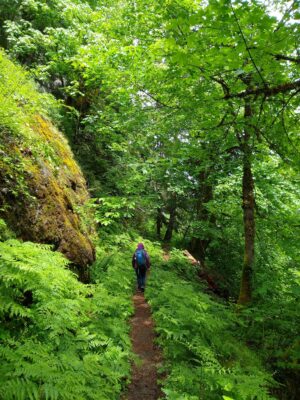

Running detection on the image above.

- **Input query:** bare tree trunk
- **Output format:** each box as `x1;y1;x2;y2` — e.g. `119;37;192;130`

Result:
238;99;255;305
164;205;176;242
190;170;213;267
156;207;163;238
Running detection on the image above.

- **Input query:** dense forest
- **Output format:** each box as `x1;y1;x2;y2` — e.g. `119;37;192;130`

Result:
0;0;299;399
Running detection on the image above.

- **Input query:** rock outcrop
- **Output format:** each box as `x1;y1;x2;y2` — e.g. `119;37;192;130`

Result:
0;116;95;281
0;52;95;281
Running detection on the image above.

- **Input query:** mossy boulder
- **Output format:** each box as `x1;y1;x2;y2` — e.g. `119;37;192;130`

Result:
0;52;95;281
0;117;95;280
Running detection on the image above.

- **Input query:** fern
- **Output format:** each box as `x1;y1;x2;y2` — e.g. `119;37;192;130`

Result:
0;238;134;399
146;252;276;400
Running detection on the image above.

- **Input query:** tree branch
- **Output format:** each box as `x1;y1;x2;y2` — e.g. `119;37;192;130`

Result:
230;2;267;87
271;53;300;64
138;88;179;109
211;75;231;97
224;79;300;99
273;0;298;33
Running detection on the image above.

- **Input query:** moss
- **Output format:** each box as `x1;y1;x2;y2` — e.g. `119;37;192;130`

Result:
0;219;15;241
0;55;95;279
0;123;95;276
21;136;96;269
33;115;82;176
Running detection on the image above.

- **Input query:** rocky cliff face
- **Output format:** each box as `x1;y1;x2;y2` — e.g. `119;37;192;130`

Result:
0;52;95;281
0;116;95;281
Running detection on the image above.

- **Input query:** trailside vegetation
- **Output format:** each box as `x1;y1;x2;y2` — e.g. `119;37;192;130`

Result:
146;249;276;400
0;221;133;400
0;0;299;398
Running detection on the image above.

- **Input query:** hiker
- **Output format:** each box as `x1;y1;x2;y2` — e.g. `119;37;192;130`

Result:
132;243;150;292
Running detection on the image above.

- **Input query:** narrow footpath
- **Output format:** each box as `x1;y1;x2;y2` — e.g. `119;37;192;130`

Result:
123;291;163;400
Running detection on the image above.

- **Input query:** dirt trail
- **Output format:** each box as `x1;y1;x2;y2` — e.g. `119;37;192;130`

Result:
123;291;163;400
162;251;170;261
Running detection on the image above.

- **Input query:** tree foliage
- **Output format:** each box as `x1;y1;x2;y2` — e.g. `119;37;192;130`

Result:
0;0;299;398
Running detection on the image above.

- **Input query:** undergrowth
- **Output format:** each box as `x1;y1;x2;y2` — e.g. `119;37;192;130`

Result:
0;234;134;400
0;226;280;400
146;249;276;400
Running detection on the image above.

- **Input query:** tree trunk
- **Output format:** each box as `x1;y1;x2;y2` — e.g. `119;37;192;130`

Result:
238;99;255;305
190;237;210;267
164;205;176;242
156;207;163;238
190;170;213;267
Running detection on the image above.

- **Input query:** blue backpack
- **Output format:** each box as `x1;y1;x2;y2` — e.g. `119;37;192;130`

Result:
136;249;146;267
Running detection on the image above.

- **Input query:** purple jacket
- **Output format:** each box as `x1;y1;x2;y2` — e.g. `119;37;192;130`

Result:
132;243;150;269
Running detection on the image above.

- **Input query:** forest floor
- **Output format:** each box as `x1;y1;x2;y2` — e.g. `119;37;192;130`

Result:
123;290;164;400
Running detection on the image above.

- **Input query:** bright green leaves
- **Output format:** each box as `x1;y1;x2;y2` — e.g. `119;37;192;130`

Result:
93;197;136;226
146;251;275;400
1;0;299;395
0;238;133;400
0;50;57;127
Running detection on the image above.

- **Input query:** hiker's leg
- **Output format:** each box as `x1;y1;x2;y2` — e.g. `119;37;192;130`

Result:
140;267;146;289
135;268;140;288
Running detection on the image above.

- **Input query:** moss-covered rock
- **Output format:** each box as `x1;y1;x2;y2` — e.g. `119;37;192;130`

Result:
0;51;95;281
